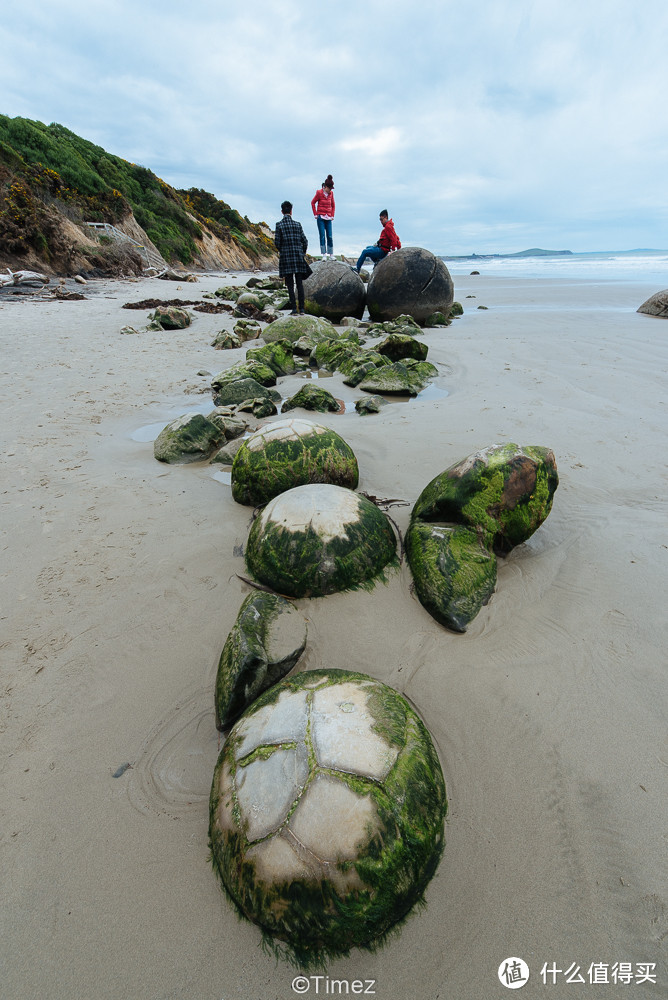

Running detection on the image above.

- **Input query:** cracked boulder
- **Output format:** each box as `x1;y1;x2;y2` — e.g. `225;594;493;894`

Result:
214;591;307;730
366;248;454;324
408;443;559;631
209;669;447;965
303;260;366;322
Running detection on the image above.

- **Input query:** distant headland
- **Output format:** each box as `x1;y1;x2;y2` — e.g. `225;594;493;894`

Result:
442;248;573;262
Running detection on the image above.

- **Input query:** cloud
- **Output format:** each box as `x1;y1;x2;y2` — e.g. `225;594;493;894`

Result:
1;0;668;252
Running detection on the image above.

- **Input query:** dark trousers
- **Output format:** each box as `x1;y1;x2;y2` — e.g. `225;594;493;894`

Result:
285;273;304;310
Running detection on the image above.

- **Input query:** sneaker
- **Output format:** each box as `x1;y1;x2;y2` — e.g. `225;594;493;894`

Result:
299;309;306;315
290;309;298;315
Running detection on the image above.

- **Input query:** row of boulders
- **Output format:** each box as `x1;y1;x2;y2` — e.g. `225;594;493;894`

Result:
302;247;455;324
206;428;556;963
202;264;456;962
143;257;557;966
152;311;450;467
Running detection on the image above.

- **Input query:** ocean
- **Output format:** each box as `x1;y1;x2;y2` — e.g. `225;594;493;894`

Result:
441;249;668;283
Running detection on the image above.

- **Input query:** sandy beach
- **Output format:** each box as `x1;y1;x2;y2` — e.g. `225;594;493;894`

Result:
1;267;666;999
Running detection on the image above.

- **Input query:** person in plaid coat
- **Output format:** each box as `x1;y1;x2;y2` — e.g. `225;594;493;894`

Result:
274;201;310;315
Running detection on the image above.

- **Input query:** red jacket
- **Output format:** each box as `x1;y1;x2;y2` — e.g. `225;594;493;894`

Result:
378;218;401;252
311;188;335;218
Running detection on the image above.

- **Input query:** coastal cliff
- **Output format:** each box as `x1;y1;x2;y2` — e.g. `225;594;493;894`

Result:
0;115;277;275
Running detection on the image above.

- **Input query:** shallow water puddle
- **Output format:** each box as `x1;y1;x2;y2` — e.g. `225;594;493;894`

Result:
211;468;232;485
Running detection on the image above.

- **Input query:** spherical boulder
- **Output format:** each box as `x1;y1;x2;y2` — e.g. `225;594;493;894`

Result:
303;260;366;322
366;248;454;324
231;417;359;506
245;484;396;597
209;668;447;965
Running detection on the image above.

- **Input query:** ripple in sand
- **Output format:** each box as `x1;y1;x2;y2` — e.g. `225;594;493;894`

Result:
126;689;219;820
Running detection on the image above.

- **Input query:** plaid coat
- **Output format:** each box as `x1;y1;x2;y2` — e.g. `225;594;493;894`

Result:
274;214;309;277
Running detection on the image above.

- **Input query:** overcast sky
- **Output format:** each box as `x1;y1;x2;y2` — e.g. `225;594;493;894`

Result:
2;0;667;255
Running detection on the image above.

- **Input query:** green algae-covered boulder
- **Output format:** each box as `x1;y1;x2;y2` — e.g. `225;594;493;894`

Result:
215;285;242;301
245;340;304;376
355;394;389;415
302;260;366;322
424;311;450;328
153;412;223;464
212;359;277;391
367;248;454;324
246;484;396;598
209;668;447;966
212;377;275;407
282;384;341;414
261;314;337;344
310;338;362;372
376;333;429;362
214;592;307;730
412;443;559;554
149;305;192;329
358;359;438;395
231;417;359;506
406;522;497;632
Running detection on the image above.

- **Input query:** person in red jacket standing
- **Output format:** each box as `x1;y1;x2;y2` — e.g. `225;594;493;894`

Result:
353;210;401;272
311;174;335;258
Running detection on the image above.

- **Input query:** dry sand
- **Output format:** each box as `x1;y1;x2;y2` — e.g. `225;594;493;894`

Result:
1;268;666;999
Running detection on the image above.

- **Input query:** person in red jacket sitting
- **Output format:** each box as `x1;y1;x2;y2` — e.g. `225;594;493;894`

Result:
353;210;401;272
311;174;335;258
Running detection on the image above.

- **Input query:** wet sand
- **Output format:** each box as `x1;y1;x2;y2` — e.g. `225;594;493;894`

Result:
1;269;666;999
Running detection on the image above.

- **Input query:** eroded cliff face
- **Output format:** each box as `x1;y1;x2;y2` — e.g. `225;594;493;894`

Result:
189;220;277;272
0;205;277;277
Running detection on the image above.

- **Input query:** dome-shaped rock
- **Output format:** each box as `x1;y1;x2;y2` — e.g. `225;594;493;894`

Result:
303;260;366;322
358;359;438;395
637;289;668;317
209;669;447;965
261;314;337;344
231;418;359;506
367;248;454;324
153;412;222;464
281;384;342;415
245;484;396;597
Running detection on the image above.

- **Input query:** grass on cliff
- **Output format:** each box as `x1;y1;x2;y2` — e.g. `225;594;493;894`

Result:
0;115;274;265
